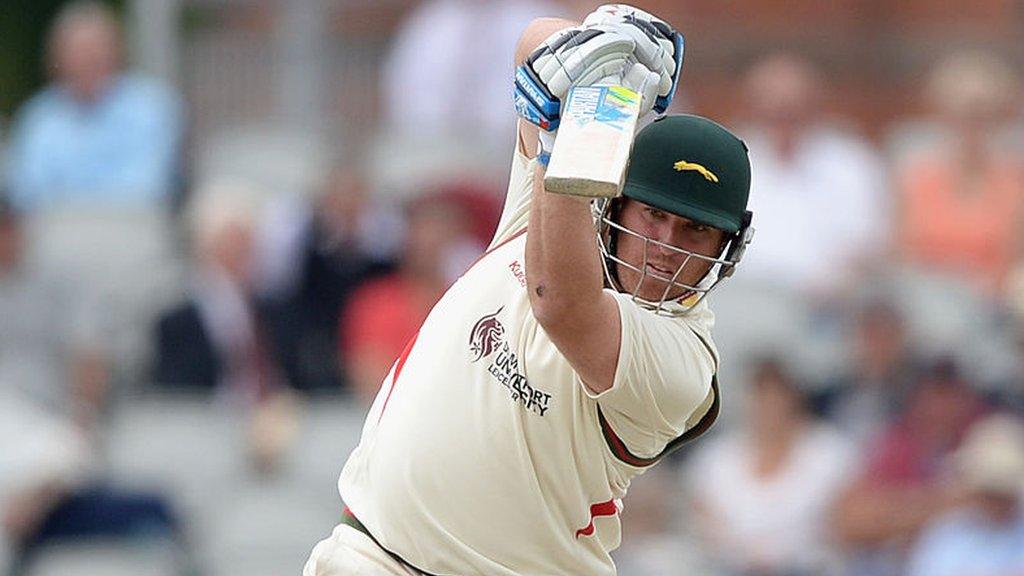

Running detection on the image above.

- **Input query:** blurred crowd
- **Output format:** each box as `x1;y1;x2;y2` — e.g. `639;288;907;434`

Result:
1;1;1023;576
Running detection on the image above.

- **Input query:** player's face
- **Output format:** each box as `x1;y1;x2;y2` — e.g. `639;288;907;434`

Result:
613;199;727;302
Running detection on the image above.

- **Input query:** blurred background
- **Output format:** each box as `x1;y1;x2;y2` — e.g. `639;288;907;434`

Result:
1;1;1023;575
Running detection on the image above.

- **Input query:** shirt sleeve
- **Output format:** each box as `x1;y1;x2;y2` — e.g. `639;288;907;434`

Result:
582;291;719;460
5;96;50;210
115;79;184;202
488;147;535;249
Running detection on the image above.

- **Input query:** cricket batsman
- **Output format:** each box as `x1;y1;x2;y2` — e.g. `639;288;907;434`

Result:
304;5;754;575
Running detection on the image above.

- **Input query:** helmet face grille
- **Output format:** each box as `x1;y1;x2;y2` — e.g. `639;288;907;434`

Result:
593;199;751;316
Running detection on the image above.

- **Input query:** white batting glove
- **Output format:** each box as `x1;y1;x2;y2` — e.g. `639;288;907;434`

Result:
619;58;662;117
589;23;673;98
582;4;685;112
528;26;636;101
515;25;638;163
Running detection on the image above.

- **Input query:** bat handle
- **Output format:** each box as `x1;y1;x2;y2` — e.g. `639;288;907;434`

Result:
542;83;642;199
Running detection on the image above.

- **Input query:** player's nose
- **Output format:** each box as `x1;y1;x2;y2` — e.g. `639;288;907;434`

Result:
653;222;685;255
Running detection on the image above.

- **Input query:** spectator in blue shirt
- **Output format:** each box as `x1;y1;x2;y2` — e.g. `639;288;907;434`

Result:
5;1;184;211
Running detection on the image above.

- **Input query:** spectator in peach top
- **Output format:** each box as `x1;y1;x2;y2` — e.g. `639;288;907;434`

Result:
894;51;1024;294
340;194;482;403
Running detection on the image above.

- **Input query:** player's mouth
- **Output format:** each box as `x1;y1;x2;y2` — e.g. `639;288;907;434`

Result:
645;263;677;279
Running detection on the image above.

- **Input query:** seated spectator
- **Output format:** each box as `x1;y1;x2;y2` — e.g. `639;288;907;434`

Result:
995;272;1024;412
1;393;91;573
0;197;108;428
152;180;297;473
684;357;856;576
833;357;989;576
893;50;1024;294
430;181;503;255
256;165;401;394
0;196;188;574
815;300;922;447
906;414;1024;576
614;466;710;576
340;192;482;403
382;0;563;145
5;1;184;212
735;53;888;298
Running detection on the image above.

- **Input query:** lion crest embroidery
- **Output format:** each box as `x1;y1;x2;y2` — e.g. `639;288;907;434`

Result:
469;307;505;362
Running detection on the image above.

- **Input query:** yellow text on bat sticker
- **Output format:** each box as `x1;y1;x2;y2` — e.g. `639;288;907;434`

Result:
673;161;719;183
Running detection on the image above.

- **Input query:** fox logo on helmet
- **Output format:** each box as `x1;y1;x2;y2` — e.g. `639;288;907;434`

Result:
673;160;719;183
469;307;505;362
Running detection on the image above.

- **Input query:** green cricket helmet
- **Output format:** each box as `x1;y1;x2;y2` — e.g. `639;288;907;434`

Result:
594;114;755;316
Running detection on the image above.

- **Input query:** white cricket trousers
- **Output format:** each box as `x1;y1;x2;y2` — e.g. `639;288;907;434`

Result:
303;523;422;576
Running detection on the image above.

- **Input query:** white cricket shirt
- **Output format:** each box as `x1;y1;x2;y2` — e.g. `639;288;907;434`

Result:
337;149;720;576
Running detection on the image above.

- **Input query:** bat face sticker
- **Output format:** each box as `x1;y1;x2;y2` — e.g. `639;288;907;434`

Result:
673;160;719;183
469;307;505;362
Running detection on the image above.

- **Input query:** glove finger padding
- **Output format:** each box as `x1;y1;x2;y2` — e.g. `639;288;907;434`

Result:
530;28;635;100
541;52;632;97
622;17;677;95
582;4;684;108
572;56;633;89
621;59;662;116
582;4;657;27
591;23;673;97
583;4;676;45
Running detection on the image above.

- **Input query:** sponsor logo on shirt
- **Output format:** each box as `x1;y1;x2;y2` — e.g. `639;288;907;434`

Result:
469;307;552;417
508;260;527;287
470;307;505;362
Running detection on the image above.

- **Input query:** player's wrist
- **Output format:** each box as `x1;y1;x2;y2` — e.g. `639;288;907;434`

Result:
515;64;561;133
537;129;556;166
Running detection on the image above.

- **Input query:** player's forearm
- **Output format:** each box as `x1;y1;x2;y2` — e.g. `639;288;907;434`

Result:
518;15;607;316
526;163;606;323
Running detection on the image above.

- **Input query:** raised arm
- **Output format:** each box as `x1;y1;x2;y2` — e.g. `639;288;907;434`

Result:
514;10;684;394
516;19;623;394
526;155;623;394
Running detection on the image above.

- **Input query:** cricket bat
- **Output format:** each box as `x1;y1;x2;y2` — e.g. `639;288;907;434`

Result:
543;83;641;198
